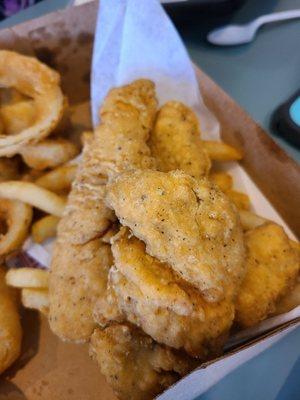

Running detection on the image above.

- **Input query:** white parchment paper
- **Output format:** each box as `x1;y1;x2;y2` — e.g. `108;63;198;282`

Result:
91;0;219;138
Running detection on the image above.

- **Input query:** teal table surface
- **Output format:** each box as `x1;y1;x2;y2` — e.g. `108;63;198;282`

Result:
0;1;299;400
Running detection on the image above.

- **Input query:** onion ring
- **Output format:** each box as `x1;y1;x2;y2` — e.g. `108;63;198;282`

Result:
0;181;65;217
0;199;32;256
0;50;64;156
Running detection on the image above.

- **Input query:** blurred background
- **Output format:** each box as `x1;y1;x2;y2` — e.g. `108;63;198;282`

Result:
0;1;299;399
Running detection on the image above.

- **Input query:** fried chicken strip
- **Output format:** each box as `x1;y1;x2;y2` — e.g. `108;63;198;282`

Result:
235;223;300;328
49;80;157;341
105;170;245;302
0;267;22;374
90;324;193;400
105;228;234;357
149;101;211;178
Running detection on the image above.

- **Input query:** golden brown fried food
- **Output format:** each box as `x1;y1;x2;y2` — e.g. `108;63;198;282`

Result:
235;223;300;328
0;157;20;182
20;138;79;170
106;228;234;357
0;267;22;374
202;141;243;162
149;101;211;178
0;200;32;257
35;164;77;193
0;100;36;135
274;278;300;315
49;240;113;341
105;170;245;302
49;80;158;341
90;325;193;400
94;79;157;177
0;50;64;157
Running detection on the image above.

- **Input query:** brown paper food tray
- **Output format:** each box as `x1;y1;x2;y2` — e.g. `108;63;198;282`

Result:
0;1;299;399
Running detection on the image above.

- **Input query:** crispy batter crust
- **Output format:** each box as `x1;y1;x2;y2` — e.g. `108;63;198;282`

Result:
105;170;245;302
235;223;300;327
149;101;211;178
89;324;193;400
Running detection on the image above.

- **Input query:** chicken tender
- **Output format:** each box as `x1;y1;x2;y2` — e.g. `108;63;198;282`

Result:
149;101;211;178
274;278;300;315
105;170;245;302
0;267;22;374
49;240;113;341
107;228;234;357
50;80;158;341
235;223;300;328
94;79;157;177
89;324;193;400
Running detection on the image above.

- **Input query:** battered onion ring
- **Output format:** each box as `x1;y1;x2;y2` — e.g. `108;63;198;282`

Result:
0;50;64;156
0;199;32;256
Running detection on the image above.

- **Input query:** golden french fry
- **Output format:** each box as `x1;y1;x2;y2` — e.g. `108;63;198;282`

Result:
210;172;233;192
35;164;77;193
202;140;243;162
227;190;250;210
20;138;79;170
239;210;267;231
32;215;60;243
0;200;32;256
0;181;66;217
21;288;49;315
0;100;36;135
6;267;49;289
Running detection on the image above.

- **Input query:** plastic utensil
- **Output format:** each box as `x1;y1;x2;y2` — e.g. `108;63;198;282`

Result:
207;9;300;46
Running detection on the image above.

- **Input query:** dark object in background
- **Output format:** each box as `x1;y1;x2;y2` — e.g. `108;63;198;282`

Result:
0;0;43;20
164;0;246;23
271;89;300;148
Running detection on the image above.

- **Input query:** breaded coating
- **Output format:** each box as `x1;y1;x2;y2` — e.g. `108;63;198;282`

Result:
49;240;113;341
108;228;234;357
149;101;211;178
94;79;157;178
105;170;245;302
49;80;158;342
59;134;114;246
235;223;300;328
0;267;22;374
274;278;300;315
89;325;193;400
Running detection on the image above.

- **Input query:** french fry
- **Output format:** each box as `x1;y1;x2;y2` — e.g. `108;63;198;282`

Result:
210;172;233;192
0;100;36;135
227;190;250;210
0;181;66;217
6;267;49;289
35;164;77;193
20;138;79;170
203;140;243;162
239;210;267;231
21;288;49;315
32;215;60;243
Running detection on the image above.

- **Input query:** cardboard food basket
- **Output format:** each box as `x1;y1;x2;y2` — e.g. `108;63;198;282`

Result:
0;1;299;399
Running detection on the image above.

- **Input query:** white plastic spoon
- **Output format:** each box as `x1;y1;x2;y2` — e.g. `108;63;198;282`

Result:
207;9;300;46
